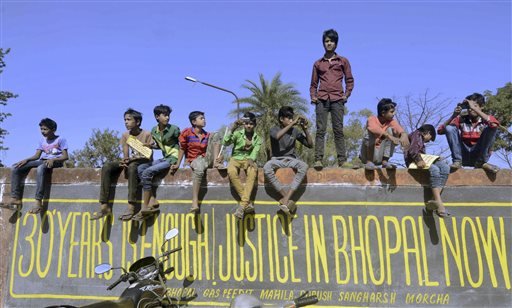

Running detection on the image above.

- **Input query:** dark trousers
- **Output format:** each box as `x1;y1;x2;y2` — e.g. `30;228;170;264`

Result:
11;160;63;200
315;99;346;162
99;160;148;204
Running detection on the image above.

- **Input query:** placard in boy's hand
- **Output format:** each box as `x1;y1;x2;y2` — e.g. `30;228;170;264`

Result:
408;154;440;169
127;135;152;159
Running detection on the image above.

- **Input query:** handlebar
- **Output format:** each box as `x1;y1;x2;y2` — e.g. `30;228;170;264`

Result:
162;247;182;258
106;275;125;291
294;295;318;307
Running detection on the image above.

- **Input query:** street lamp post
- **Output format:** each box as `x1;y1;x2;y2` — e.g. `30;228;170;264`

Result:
185;76;240;119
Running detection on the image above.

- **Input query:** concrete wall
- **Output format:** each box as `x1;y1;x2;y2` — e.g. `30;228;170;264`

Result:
0;167;511;307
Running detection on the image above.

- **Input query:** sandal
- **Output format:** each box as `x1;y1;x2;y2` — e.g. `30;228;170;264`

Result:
287;200;297;213
233;206;244;219
90;208;111;220
435;210;452;218
478;163;499;174
140;206;160;215
244;203;255;214
132;211;156;221
28;206;44;214
189;205;200;213
0;202;21;211
426;200;440;211
450;161;462;170
278;203;291;217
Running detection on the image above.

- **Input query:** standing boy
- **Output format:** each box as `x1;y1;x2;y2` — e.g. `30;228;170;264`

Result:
1;118;68;214
263;106;313;216
133;104;180;220
173;111;224;213
91;108;153;221
360;98;409;170
310;28;354;169
437;93;500;173
223;112;262;219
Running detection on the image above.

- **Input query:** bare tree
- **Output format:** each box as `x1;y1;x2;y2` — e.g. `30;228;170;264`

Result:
394;89;455;158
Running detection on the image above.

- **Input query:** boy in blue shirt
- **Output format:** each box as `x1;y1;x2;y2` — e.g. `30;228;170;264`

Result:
133;104;180;220
1;118;68;214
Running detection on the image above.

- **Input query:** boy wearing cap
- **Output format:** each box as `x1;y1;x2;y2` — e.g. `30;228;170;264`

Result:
359;98;409;170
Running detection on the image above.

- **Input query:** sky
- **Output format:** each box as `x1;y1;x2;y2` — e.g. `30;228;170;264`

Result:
0;0;510;166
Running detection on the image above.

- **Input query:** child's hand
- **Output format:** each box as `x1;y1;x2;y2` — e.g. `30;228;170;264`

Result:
341;95;348;103
247;159;256;169
399;134;410;149
453;105;462;116
215;156;224;164
416;160;426;169
467;100;481;112
44;159;55;168
170;164;179;174
13;159;28;168
120;158;130;167
388;135;400;145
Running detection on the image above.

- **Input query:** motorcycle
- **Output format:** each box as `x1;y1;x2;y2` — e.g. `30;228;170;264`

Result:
230;291;318;308
46;228;182;308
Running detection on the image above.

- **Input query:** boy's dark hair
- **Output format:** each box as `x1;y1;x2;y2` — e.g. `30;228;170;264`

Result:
465;93;485;106
278;106;294;121
153;104;172;117
418;124;436;142
323;29;339;45
243;112;257;125
39;118;57;131
124;108;143;125
189;111;205;125
377;98;397;116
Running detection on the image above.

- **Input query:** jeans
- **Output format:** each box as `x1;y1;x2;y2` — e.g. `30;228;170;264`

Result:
99;160;148;204
189;132;221;185
315;100;346;162
11;160;63;200
263;157;308;192
359;127;395;165
444;125;498;166
429;160;450;188
227;158;258;206
138;159;171;191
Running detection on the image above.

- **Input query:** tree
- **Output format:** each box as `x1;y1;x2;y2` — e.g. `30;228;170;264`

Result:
393;90;454;160
301;108;372;167
229;73;309;165
484;83;512;168
0;48;18;166
70;128;121;168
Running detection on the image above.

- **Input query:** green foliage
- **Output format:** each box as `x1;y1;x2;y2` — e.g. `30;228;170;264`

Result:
0;48;18;159
230;73;309;166
303;108;371;167
345;109;373;164
484;83;512;151
484;83;512;168
70;128;121;168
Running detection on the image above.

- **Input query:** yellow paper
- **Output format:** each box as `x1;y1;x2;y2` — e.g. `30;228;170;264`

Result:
126;135;152;159
408;154;440;169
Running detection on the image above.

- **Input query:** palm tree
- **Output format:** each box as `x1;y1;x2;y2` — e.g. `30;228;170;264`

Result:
228;73;310;165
